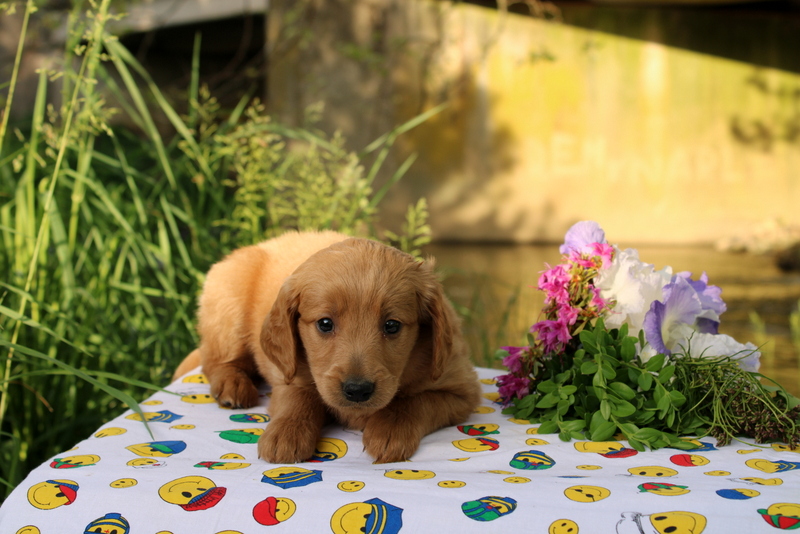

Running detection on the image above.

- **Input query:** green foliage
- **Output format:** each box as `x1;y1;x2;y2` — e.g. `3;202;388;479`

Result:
384;198;431;261
0;0;434;499
503;319;800;450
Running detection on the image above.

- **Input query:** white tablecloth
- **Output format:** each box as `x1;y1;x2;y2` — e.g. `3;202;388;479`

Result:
1;368;798;533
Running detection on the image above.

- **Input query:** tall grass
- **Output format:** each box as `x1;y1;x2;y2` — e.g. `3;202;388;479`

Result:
0;0;434;499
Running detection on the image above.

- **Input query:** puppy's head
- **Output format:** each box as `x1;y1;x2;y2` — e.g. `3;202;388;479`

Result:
260;238;456;414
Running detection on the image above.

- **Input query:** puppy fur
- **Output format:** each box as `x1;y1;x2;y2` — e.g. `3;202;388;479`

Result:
174;231;482;464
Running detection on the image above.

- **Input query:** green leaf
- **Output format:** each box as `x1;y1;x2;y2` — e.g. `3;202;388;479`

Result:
658;365;676;384
644;354;666;372
638;372;653;391
561;419;586;433
668;390;687;408
579;330;598;354
620;337;636;362
537;421;559;434
608;382;636;401
590;420;617;441
610;399;636;418
538;380;558;394
600;399;611;420
581;360;599;375
536;393;559;409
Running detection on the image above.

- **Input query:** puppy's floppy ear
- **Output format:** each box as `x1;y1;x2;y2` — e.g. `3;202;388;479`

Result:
260;278;301;384
416;259;455;382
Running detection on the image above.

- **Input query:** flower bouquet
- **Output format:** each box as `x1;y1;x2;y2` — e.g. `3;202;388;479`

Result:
497;221;800;450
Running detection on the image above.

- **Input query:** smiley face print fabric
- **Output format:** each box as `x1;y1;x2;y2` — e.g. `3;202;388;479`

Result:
1;368;798;533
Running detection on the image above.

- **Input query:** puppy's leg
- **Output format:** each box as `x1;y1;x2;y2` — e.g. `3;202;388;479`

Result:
258;384;327;463
363;390;477;463
201;343;261;409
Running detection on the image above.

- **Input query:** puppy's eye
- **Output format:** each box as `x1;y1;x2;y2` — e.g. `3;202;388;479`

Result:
383;320;402;335
317;318;334;333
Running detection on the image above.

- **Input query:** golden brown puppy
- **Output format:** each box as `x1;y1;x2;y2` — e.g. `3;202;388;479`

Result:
174;231;481;464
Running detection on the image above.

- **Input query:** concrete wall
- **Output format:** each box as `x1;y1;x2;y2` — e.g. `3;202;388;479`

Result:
268;0;800;244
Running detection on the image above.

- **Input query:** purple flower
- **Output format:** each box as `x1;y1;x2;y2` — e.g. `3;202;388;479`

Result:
497;373;531;403
674;271;726;332
531;319;572;353
560;221;607;255
501;346;526;374
642;275;706;354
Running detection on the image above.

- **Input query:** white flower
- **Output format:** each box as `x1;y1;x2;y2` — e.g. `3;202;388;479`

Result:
677;332;761;372
594;247;672;336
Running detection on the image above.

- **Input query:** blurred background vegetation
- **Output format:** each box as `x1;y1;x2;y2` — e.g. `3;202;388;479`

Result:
1;0;800;500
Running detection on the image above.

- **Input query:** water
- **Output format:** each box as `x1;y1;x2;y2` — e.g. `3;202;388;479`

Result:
427;243;800;397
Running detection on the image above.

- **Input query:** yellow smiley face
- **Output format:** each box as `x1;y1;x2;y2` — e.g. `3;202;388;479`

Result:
310;437;348;461
220;453;245;460
638;482;690;496
479;378;497;385
94;427;127;438
126;458;166;468
483;392;501;402
15;527;41;534
449;458;470;462
741;477;783;486
159;476;226;511
549;519;579;534
737;449;760;454
574;441;624;454
110;478;137;488
771;443;800;453
181;393;215;404
746;459;788;473
765;503;800;517
182;373;208;383
337;480;365;492
526;438;550;446
507;418;531;425
473;406;495;414
331;502;376;534
170;424;195;430
26;480;79;510
647;511;707;534
253;496;296;525
384;469;435;480
576;465;602;471
452;437;499;452
140;400;163;406
487;470;515;475
628;466;678;477
704;470;730;476
504;476;531;484
49;454;100;469
564;485;611;503
438;480;466;488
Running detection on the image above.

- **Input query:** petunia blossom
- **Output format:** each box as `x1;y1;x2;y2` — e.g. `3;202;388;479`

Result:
594;247;672;336
559;221;607;255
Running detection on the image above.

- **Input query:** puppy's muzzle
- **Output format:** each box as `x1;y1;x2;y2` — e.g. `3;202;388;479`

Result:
341;378;375;403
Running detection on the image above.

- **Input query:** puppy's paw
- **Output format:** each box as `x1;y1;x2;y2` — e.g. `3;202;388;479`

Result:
363;413;422;463
258;420;319;464
210;371;259;409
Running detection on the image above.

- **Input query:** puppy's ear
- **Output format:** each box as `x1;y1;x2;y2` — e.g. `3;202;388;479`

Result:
260;279;301;384
416;259;455;382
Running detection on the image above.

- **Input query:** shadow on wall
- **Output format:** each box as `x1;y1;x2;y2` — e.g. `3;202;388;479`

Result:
730;69;800;152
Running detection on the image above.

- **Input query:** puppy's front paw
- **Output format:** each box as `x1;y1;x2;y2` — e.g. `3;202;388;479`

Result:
258;419;319;464
363;413;422;463
210;371;259;409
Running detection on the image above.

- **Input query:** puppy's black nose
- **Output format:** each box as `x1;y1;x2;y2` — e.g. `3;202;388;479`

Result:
342;379;375;403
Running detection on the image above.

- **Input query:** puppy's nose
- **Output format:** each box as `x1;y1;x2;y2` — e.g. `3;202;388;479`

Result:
342;379;375;403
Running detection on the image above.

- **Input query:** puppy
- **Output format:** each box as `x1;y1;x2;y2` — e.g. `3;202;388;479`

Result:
174;231;481;464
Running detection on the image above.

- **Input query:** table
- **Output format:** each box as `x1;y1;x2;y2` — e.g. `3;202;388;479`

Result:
1;368;798;533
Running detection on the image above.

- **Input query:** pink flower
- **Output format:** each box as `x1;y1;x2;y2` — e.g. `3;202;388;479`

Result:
539;264;571;305
557;305;580;326
590;243;614;266
531;319;572;353
497;373;530;403
501;346;527;374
